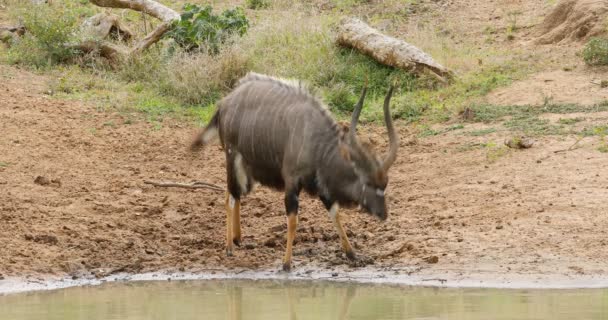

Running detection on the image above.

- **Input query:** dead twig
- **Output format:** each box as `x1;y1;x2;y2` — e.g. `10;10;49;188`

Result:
144;180;224;192
554;137;583;153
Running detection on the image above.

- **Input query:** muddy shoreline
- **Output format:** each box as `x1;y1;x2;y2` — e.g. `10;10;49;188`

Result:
3;268;608;295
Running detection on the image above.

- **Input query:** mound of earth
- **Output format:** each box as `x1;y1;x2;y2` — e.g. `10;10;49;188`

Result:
535;0;608;44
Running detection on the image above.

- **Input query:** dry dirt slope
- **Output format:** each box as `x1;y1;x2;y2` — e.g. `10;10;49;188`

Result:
0;66;607;281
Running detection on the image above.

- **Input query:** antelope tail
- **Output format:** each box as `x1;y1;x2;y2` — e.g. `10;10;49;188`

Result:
190;111;220;151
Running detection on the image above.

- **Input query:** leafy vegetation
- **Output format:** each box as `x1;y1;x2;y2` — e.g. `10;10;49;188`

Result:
583;37;608;66
166;4;249;54
7;2;81;67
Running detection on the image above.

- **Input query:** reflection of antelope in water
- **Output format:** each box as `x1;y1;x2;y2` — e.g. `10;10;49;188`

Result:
225;282;357;320
192;72;399;271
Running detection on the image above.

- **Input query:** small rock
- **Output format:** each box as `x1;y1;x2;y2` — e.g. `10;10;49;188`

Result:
425;256;439;264
269;225;285;233
245;243;256;250
34;176;51;186
496;225;503;230
505;136;534;149
264;238;277;248
331;272;339;277
145;248;155;254
461;107;475;121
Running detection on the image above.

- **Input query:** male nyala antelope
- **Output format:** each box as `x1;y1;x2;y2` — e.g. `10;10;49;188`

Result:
191;73;398;271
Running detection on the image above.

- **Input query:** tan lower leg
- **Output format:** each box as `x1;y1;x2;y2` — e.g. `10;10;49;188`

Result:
330;204;355;260
283;214;297;271
225;193;234;256
232;199;241;246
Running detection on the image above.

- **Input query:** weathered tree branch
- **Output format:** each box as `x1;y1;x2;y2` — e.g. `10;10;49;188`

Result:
144;180;224;192
0;25;26;36
89;0;179;22
69;40;128;61
84;0;180;60
336;18;454;81
83;13;134;41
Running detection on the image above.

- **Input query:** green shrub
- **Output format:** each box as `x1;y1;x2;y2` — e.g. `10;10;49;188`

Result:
8;3;79;67
583;37;608;66
246;0;270;10
166;4;249;54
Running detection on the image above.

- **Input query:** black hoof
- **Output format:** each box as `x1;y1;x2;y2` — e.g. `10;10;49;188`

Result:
233;238;241;246
346;250;357;261
347;254;373;268
226;248;233;257
282;262;292;272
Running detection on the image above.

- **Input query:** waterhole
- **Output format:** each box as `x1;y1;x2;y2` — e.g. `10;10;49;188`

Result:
0;280;606;319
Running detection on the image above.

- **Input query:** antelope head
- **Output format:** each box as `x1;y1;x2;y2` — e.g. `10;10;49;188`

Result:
340;84;399;220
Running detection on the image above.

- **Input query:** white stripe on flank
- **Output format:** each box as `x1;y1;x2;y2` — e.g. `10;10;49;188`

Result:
234;153;248;194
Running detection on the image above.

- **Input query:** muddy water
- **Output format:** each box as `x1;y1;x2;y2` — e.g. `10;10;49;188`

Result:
0;280;606;320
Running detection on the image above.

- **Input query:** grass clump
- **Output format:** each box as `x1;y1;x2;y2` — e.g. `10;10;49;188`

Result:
246;0;270;9
583;37;608;66
558;117;584;125
467;128;497;136
161;46;250;106
470;103;608;123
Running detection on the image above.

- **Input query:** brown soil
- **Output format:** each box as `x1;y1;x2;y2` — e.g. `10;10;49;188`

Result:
487;70;608;106
1;66;607;280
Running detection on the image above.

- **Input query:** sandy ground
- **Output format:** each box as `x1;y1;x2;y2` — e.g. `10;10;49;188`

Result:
2;0;608;291
1;65;607;290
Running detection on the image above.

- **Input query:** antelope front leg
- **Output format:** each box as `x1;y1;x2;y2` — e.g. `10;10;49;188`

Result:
282;188;300;271
232;198;242;246
329;204;356;260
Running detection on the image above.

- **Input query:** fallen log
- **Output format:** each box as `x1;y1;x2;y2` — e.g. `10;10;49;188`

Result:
336;18;454;81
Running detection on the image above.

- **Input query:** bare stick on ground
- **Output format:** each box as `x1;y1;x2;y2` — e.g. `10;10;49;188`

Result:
144;180;224;192
336;17;454;81
535;0;608;44
554;137;583;153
